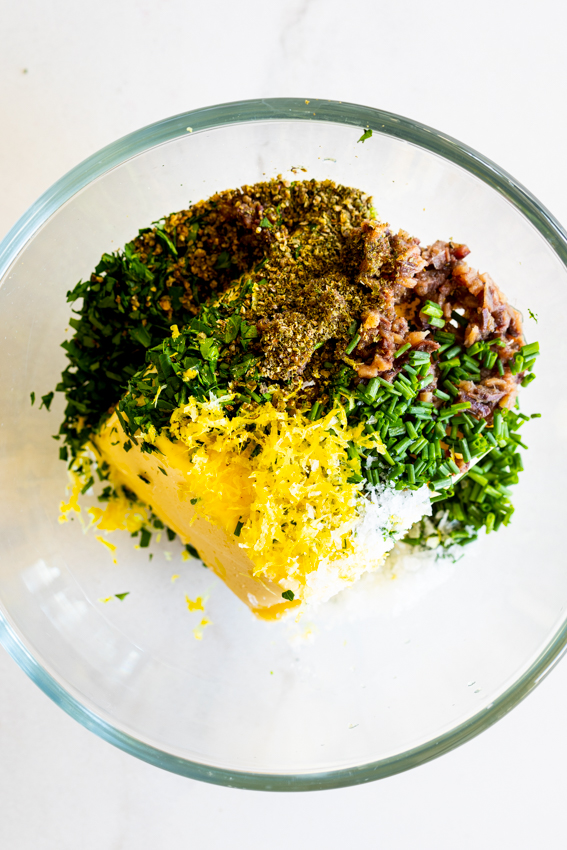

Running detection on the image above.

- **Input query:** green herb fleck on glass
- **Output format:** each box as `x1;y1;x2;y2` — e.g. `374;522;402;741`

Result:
39;391;54;411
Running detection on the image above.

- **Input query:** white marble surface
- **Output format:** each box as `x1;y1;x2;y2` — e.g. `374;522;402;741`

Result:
1;1;567;847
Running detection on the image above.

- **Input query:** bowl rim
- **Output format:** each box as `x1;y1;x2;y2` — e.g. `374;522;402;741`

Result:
1;97;567;792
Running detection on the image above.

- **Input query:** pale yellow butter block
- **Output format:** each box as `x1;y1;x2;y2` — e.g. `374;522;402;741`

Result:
95;413;300;620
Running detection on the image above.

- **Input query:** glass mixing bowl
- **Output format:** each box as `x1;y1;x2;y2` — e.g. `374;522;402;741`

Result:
1;98;566;791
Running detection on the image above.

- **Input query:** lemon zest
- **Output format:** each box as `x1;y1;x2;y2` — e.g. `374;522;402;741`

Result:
168;399;385;587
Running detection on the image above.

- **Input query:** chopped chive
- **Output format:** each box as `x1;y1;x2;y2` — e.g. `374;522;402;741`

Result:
439;357;460;371
394;342;411;359
408;407;433;419
467;469;488;487
408;351;431;363
412;437;428;454
432;476;453;490
451;310;468;327
521;373;536;387
447;458;460;475
434;330;456;343
394;381;414;400
234;520;244;537
435;388;451;401
502;508;515;526
509;433;528;450
493;412;503;439
414;459;427;477
80;476;94;495
347;473;364;483
393;437;414;455
366;377;381;399
520;342;539;358
510;354;524;375
345;333;361;355
308;401;321;420
396;372;413;388
406;421;418;440
460;439;472;463
388;425;406;438
443;380;459;397
374;376;402;395
429;316;446;328
462;354;479;370
496;358;504;376
421;300;444;318
438;401;471;420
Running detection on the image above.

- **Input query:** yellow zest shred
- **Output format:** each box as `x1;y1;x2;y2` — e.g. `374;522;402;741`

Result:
96;536;117;552
59;446;149;552
59;468;83;522
185;594;205;612
193;617;212;641
168;399;385;588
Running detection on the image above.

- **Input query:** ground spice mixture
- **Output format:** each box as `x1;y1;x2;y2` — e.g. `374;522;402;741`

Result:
53;177;539;552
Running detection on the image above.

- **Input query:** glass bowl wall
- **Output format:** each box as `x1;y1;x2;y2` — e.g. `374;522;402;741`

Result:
0;99;566;790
